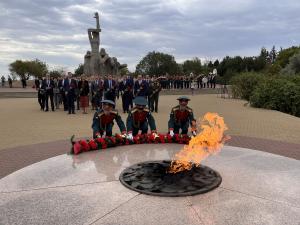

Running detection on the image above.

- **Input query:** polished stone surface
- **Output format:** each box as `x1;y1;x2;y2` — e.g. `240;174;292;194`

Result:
0;144;299;225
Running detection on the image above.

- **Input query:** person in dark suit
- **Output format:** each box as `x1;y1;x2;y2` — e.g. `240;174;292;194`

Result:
63;72;77;114
42;74;55;111
119;76;134;113
37;77;45;110
91;75;104;110
134;75;148;97
103;75;117;102
78;76;90;114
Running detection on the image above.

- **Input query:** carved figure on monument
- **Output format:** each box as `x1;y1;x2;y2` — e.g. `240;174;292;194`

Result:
88;12;101;54
99;48;109;75
83;12;127;76
84;51;92;75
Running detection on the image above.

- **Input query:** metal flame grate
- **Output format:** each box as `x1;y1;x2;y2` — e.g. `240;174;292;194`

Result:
119;160;222;197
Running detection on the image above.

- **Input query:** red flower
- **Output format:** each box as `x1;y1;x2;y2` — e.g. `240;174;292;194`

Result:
108;136;116;145
80;140;90;152
148;134;155;143
166;134;172;143
133;135;140;144
88;140;98;150
159;134;165;143
73;142;82;155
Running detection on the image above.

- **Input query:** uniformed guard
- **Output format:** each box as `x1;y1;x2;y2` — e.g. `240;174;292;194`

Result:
92;100;126;138
126;97;157;140
168;96;197;136
148;78;162;112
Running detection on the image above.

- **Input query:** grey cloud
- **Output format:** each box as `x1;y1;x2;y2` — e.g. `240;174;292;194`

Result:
0;0;300;74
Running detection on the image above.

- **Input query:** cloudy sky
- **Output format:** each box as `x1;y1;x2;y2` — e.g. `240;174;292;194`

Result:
0;0;300;75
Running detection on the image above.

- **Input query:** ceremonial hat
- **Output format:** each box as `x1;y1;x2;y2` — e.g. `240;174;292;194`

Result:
177;96;190;101
133;97;148;106
101;99;115;106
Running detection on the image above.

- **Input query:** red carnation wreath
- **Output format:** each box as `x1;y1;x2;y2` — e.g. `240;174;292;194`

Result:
70;133;191;155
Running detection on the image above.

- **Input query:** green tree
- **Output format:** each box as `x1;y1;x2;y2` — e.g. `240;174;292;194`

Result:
74;63;84;76
9;59;48;79
269;45;277;63
49;68;64;78
207;61;214;69
28;59;48;78
135;51;180;76
280;52;300;75
120;66;129;76
275;46;300;68
213;60;220;67
182;57;202;74
9;60;28;79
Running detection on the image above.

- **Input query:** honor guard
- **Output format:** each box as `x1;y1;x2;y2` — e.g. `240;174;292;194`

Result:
126;97;157;140
148;79;162;112
92;100;126;138
168;96;197;136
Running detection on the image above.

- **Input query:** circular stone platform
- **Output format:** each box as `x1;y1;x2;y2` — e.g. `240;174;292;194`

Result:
0;144;299;225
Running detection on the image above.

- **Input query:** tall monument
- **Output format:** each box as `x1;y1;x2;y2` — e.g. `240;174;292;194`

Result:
83;12;126;76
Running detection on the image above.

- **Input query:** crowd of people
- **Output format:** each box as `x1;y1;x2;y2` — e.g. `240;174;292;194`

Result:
34;72;217;114
34;72;217;137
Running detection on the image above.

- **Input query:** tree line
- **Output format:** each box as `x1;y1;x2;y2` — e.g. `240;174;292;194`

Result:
8;45;300;80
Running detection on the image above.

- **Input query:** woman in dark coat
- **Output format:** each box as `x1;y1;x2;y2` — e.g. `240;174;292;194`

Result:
79;76;90;114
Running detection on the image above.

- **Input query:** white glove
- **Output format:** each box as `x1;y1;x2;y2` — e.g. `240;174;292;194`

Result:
169;130;174;137
102;132;106;138
192;131;197;137
127;133;133;140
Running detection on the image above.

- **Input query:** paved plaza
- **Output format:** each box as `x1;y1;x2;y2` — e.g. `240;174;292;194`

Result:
0;94;300;225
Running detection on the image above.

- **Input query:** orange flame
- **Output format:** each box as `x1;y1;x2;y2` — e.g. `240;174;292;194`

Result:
168;112;230;173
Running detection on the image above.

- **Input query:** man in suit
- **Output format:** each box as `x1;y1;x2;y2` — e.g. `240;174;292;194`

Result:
134;75;148;97
59;75;68;111
91;75;104;110
63;72;77;114
42;74;55;112
119;76;134;113
104;74;116;102
37;76;45;110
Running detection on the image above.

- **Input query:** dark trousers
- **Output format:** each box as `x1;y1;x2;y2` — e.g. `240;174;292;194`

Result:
150;94;159;112
173;122;189;134
67;94;75;113
211;81;216;88
76;96;80;110
38;93;45;110
45;93;54;111
132;121;148;136
61;91;68;111
93;123;113;138
122;91;132;113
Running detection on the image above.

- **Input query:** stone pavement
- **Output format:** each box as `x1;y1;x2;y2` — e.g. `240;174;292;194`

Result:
1;95;300;150
1;144;299;225
0;93;299;225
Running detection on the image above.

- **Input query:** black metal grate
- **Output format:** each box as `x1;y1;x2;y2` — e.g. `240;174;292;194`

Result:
119;160;222;197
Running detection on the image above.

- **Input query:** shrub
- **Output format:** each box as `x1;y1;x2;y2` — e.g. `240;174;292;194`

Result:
250;76;300;117
230;72;265;101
